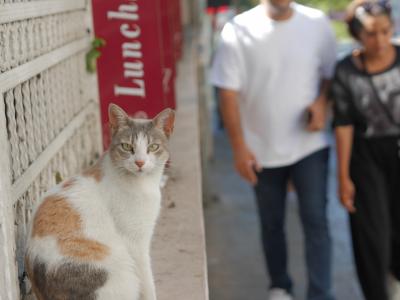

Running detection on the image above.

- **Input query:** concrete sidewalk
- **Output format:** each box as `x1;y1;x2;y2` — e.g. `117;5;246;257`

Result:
204;130;363;300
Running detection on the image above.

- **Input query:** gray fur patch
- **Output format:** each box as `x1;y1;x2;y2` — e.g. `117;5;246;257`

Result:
109;118;169;166
113;119;167;147
31;260;108;300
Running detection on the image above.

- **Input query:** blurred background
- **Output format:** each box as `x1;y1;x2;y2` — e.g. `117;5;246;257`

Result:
203;1;400;300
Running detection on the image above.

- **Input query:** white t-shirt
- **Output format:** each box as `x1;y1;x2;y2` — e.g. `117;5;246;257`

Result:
211;3;337;167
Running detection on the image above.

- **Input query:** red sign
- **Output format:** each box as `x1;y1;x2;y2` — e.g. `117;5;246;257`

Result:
92;0;177;147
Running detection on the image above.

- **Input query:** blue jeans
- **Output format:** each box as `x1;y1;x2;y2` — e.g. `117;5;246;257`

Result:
254;148;334;300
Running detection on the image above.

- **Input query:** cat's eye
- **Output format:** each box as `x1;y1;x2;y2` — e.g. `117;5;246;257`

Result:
121;143;133;152
148;144;159;152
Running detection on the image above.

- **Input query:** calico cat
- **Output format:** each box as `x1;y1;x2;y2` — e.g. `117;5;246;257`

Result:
25;103;175;300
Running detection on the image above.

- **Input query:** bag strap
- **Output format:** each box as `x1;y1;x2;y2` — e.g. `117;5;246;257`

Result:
359;53;400;128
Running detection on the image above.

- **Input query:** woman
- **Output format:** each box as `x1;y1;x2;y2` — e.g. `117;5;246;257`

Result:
330;1;400;299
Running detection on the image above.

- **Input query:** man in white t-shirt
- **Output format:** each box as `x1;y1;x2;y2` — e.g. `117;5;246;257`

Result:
211;1;337;300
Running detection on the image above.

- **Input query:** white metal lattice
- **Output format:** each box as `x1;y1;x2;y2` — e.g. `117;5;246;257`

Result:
0;0;101;298
0;10;87;73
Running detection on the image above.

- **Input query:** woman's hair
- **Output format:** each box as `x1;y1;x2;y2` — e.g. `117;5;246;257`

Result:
346;0;393;39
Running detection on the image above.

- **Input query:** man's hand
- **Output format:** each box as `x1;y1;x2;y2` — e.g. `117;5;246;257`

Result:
307;96;329;131
338;175;356;213
218;88;262;185
233;144;262;185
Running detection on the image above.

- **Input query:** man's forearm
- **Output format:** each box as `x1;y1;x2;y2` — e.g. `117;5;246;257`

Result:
219;88;245;150
317;79;332;101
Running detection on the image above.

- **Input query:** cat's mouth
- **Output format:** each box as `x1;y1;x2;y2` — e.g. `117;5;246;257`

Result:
134;168;146;174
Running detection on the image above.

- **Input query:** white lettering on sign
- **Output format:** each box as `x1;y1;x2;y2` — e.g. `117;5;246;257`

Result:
122;41;142;58
120;24;141;39
124;61;144;78
115;81;145;97
107;0;146;98
107;4;139;21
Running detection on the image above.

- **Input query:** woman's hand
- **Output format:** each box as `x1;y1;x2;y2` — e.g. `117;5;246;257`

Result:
339;176;356;213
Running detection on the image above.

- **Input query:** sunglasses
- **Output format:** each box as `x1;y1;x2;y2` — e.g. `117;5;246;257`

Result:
358;0;392;16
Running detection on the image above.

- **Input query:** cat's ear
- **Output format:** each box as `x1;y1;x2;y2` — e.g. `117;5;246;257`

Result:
153;108;175;138
108;103;128;134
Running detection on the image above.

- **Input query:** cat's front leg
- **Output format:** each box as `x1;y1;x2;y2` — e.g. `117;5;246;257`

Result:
136;253;157;300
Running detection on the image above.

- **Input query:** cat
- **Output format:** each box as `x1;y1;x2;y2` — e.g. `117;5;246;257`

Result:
25;103;175;300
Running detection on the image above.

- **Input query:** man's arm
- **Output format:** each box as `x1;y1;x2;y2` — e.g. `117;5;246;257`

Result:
307;79;331;131
308;13;337;132
219;88;261;185
318;79;331;100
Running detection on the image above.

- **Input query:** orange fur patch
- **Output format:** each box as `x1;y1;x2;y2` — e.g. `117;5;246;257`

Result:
59;238;109;261
32;195;81;238
32;195;109;261
83;163;103;182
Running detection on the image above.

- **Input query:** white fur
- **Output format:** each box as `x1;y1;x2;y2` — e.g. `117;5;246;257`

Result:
26;151;164;300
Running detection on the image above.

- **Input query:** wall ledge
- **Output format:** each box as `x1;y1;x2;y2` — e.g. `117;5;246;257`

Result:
152;38;209;300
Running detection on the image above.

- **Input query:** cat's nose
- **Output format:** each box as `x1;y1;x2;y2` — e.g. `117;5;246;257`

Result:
135;160;145;168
